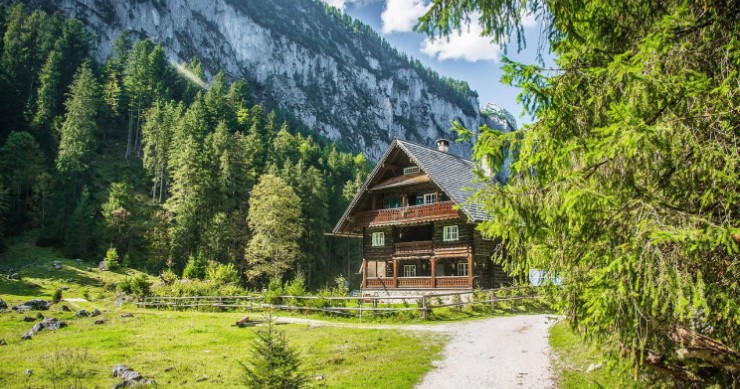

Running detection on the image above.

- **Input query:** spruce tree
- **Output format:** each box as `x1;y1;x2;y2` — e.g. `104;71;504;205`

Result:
56;61;98;176
241;314;307;389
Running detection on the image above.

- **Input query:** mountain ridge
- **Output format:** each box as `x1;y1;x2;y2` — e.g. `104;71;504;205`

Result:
21;0;506;160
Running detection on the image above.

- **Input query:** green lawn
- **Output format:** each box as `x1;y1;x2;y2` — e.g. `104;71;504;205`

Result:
0;236;445;388
549;321;645;388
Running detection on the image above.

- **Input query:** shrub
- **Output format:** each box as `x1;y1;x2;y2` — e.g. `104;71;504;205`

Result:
264;278;285;305
205;261;239;286
53;289;63;303
182;254;206;279
284;274;306;297
241;314;307;389
119;274;151;297
160;269;178;285
104;247;120;270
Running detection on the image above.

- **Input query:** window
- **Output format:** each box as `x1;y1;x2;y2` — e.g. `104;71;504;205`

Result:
443;225;459;241
403;165;420;175
457;262;468;276
404;264;417;277
371;232;385;247
386;198;402;209
423;193;436;204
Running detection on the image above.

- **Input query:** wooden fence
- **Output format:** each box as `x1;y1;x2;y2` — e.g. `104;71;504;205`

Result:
136;286;541;320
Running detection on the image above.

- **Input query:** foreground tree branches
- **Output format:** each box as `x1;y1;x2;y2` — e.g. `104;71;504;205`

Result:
420;0;740;385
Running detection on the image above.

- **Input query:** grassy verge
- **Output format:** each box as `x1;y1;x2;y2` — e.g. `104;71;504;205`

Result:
0;236;444;388
549;321;643;388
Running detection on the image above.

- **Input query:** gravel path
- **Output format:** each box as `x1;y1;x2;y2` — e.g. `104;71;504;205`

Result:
416;315;557;389
276;314;558;388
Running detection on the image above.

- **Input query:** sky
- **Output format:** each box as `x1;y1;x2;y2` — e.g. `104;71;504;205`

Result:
322;0;553;127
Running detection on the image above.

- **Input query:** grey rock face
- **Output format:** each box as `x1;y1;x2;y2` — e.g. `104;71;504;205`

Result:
24;0;505;161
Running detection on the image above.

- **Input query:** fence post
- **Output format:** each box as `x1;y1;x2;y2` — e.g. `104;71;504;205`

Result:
422;296;428;320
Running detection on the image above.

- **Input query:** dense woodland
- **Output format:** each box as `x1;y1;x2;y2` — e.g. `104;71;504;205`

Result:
0;4;369;289
420;0;740;385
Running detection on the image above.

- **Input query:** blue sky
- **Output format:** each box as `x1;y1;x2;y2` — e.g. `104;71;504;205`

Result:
323;0;552;127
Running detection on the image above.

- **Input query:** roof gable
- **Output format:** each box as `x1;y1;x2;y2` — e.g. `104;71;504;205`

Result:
332;139;490;236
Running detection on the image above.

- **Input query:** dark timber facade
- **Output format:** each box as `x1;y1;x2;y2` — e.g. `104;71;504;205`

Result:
333;139;511;291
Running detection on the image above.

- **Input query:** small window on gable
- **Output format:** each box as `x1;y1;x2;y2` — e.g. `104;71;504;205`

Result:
423;193;436;204
404;264;417;277
457;262;468;276
443;225;459;241
403;165;420;175
371;232;385;247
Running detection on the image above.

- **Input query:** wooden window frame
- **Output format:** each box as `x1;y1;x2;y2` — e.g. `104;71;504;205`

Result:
443;225;459;241
403;165;420;175
423;193;436;204
457;262;468;277
371;232;385;247
403;264;417;277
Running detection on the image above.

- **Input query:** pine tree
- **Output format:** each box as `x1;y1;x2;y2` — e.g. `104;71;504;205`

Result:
240;314;307;389
56;61;98;176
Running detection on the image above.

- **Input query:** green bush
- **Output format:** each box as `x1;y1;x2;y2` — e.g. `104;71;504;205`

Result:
160;269;178;285
182;253;206;279
53;288;63;303
205;261;238;286
151;279;246;297
119;274;151;297
264;278;285;305
104;247;120;270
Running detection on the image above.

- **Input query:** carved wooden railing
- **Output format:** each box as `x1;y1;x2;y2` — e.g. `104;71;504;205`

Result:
397;277;432;288
436;276;471;288
366;278;393;289
353;201;458;227
394;240;433;256
365;276;475;289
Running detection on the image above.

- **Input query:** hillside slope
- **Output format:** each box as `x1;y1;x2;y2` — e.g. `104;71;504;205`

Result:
22;0;503;160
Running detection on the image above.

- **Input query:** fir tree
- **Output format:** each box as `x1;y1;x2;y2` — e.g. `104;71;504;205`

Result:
56;62;98;176
240;314;307;389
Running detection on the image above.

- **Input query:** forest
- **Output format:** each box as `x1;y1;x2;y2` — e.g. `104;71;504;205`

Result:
0;3;369;290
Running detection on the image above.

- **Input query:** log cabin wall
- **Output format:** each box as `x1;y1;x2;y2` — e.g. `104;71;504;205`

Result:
473;229;513;288
363;226;394;260
432;219;472;247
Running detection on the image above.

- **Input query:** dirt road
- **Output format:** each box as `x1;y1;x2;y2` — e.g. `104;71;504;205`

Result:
416;315;557;389
277;314;557;388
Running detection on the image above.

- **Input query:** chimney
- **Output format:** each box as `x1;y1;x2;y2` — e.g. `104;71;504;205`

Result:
436;138;449;153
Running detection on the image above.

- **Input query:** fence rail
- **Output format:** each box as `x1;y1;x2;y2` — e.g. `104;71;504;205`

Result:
136;286;542;320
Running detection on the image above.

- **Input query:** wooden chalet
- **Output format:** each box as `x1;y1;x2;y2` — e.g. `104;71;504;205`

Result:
333;138;510;291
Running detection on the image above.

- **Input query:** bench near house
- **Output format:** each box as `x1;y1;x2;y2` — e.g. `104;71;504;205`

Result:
332;138;511;294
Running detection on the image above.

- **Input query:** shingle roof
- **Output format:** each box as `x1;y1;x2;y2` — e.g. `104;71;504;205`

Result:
395;140;489;221
331;138;493;236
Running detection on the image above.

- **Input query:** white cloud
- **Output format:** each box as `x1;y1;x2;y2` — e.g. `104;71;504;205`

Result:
520;11;537;28
381;0;430;34
420;17;501;62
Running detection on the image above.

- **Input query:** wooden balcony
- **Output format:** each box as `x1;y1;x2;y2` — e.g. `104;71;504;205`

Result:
353;201;459;227
365;276;473;289
394;240;433;257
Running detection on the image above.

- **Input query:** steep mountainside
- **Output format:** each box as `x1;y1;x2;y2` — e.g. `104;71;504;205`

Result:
21;0;503;160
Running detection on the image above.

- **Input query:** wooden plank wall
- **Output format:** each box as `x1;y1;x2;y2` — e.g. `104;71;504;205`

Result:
363;226;394;260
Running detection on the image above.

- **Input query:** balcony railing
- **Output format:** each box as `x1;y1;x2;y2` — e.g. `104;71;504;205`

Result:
364;276;473;289
353;201;459;227
394;240;433;256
